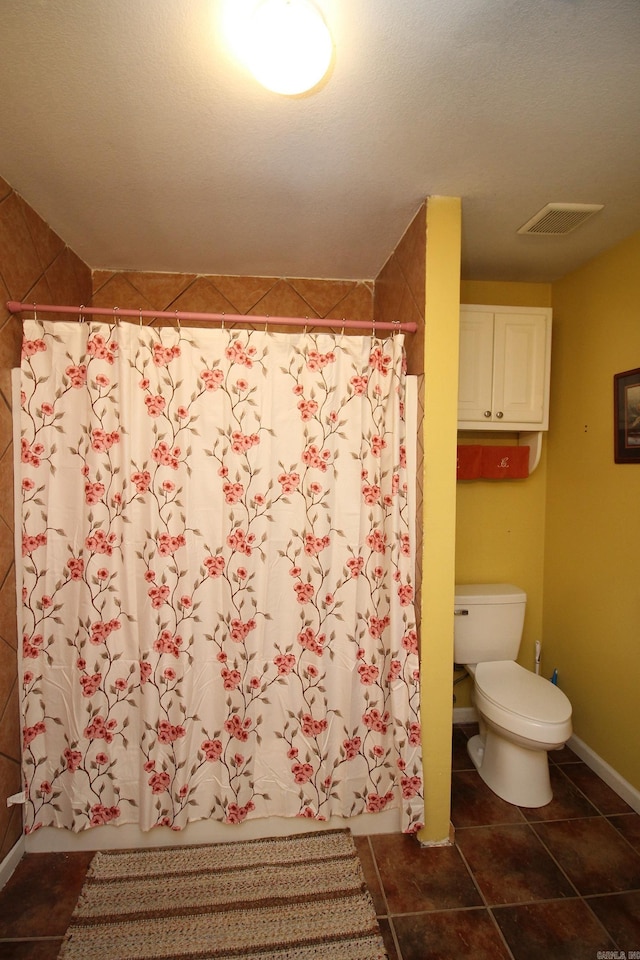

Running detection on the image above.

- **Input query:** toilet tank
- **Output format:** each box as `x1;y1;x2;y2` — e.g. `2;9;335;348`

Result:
454;583;526;664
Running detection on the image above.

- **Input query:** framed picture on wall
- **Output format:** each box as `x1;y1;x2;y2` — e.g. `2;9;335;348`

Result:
614;367;640;463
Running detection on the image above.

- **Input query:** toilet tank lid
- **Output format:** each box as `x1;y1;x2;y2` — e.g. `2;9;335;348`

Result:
454;583;526;604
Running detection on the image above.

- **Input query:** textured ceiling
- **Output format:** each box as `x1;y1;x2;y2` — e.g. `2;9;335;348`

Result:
0;0;639;283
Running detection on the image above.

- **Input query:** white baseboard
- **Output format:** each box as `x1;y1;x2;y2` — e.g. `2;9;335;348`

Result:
452;709;640;815
453;707;478;724
0;835;25;891
567;734;640;815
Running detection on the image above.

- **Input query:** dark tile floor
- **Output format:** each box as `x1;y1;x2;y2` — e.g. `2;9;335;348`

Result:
1;723;639;959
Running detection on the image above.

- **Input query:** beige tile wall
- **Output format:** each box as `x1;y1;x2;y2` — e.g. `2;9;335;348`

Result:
374;202;426;376
374;203;427;628
0;178;92;860
92;270;374;328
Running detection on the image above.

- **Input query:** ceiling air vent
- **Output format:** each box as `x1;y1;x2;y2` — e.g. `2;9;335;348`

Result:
517;203;604;236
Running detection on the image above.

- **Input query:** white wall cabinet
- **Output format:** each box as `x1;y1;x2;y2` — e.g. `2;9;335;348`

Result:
458;305;552;431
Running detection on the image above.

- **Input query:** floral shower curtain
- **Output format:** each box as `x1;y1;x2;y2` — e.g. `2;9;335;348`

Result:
18;319;423;834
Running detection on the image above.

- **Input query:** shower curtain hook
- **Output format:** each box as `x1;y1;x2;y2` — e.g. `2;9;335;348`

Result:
113;306;120;327
78;304;85;324
139;308;143;327
175;310;181;332
33;302;38;323
220;312;225;330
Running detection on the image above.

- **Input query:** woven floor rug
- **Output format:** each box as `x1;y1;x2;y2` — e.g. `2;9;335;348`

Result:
58;829;388;960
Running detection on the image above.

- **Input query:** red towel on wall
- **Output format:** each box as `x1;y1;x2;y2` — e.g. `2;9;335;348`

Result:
480;446;529;479
456;445;483;480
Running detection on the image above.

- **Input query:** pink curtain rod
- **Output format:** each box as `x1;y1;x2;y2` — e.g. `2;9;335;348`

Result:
7;300;417;334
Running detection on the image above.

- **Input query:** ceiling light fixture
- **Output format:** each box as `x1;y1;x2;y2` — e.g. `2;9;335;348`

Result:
243;0;333;96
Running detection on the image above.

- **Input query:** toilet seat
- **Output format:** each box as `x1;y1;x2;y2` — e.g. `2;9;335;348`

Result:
473;661;572;744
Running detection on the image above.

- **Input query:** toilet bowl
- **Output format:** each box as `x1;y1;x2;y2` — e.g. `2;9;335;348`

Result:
454;583;573;808
466;660;572;807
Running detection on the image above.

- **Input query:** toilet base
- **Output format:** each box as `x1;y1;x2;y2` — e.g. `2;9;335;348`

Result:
467;731;553;808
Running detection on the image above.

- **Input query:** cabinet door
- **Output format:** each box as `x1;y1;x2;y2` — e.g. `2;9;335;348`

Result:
457;310;494;422
493;312;548;425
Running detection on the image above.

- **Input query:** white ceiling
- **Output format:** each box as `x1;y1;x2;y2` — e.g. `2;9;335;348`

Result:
1;0;639;284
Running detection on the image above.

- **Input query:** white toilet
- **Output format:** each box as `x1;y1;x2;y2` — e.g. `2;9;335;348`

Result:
454;583;572;807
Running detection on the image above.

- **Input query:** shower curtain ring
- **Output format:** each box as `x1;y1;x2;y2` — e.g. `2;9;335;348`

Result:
78;304;86;324
175;311;181;331
113;306;120;327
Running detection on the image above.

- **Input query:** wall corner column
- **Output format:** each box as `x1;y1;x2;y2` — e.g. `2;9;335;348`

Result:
418;196;461;844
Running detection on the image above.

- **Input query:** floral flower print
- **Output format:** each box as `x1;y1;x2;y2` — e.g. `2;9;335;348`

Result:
22;532;46;557
151;442;181;469
294;582;315;604
402;629;418;654
274;653;296;675
224;715;252;741
346;556;364;578
22;338;47;359
301;714;328;737
297;399;319;421
297;627;325;656
301;444;330;471
80;673;102;697
84;481;105;504
343;736;362;760
66;557;84;580
357;662;380;685
157;720;186;744
152;343;181;367
90;428;120;452
23;633;44;659
90;804;121;825
87;334;117;364
223;481;244;504
21;438;45;467
224;340;256;368
369;346;391;375
148;770;171;794
278;471;300;493
19;323;421;834
157;532;186;556
85;530;117;555
65;364;87;387
202;739;223;761
153;630;183;657
144;394;166;417
204;555;225;577
398;583;414;606
230;431;260;453
63;748;82;772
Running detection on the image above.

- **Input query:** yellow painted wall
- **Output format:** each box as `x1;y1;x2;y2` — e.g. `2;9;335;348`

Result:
544;231;640;791
454;281;552;708
419;196;461;843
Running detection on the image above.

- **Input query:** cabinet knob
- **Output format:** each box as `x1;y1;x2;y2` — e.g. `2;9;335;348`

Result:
483;410;492;418
496;411;504;419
